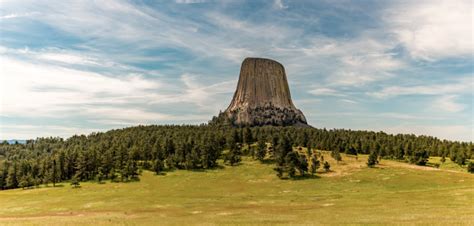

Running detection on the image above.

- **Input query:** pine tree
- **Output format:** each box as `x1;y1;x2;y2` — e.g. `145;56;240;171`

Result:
285;152;297;178
225;144;242;166
331;150;342;163
125;159;139;181
51;159;57;187
455;150;466;165
256;139;267;162
467;161;474;173
201;136;220;169
243;126;253;147
75;152;88;181
19;174;33;189
274;166;284;178
274;134;293;178
296;153;308;176
323;161;331;172
440;155;446;163
96;167;104;183
410;149;429;166
367;151;379;167
71;175;80;188
6;164;18;189
309;153;320;175
153;159;163;174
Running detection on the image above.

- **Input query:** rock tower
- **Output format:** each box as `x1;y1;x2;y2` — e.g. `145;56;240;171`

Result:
210;57;308;127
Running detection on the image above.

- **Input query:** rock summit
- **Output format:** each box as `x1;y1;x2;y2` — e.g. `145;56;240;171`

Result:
211;57;308;127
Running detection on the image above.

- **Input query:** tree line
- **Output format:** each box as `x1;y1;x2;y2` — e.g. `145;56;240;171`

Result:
0;125;472;190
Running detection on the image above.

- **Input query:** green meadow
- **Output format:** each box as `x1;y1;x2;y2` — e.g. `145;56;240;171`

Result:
1;153;473;225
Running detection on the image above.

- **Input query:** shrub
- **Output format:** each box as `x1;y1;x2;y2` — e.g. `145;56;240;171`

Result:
467;162;474;173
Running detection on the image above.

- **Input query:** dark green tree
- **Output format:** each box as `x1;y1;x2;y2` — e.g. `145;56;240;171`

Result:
467;161;474;173
309;153;320;175
296;153;308;176
455;150;466;165
367;151;379;167
284;152;299;178
51;159;58;187
255;139;267;162
331;150;342;163
6;164;18;189
243;126;253;147
19;174;33;189
71;175;80;188
153;159;163;174
323;161;331;172
440;155;446;163
224;144;242;166
410;149;429;166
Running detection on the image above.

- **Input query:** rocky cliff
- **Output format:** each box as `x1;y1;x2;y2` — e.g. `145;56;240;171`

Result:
210;57;308;127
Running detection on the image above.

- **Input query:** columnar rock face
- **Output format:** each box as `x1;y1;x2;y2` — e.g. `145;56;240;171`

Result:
211;57;308;127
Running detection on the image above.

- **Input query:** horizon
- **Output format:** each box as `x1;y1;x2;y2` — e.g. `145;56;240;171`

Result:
0;0;473;141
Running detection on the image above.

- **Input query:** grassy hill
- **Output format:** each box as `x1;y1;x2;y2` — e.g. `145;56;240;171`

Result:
0;153;473;225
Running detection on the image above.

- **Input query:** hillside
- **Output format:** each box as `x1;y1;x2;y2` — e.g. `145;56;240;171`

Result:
1;153;473;225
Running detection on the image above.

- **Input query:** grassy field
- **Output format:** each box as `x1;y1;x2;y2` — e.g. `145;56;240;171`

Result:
0;152;473;225
427;156;469;172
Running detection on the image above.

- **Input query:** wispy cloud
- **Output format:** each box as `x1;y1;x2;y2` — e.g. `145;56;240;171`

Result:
367;77;472;99
274;0;288;9
0;124;107;140
432;95;465;113
0;55;161;118
377;125;473;142
175;0;209;4
309;88;344;96
385;0;473;60
178;73;236;110
0;12;38;19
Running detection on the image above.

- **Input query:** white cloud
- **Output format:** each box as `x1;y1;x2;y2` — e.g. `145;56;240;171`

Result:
0;124;106;140
175;0;208;4
432;95;465;113
340;99;357;104
386;0;473;60
178;73;235;110
323;39;404;86
309;87;344;96
0;55;161;119
0;54;236;138
0;12;38;19
275;36;405;87
379;125;473;142
368;77;472;99
274;0;288;10
36;52;100;65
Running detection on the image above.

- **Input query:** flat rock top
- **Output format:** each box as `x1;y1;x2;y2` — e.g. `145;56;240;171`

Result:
242;57;284;68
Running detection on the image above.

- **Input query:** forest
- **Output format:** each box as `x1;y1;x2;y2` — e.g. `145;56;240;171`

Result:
0;125;472;190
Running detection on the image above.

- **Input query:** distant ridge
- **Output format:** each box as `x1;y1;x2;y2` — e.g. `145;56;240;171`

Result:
0;140;27;144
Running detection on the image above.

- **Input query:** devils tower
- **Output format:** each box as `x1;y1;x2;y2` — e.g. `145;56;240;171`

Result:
211;57;308;127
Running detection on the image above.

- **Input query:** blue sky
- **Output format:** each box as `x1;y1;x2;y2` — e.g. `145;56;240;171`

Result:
0;0;472;141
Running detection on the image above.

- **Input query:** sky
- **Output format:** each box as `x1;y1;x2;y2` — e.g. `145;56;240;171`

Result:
0;0;472;141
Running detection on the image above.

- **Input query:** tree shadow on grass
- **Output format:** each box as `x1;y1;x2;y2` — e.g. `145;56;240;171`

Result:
260;159;275;164
367;165;384;169
154;172;168;176
278;174;321;180
291;174;321;180
151;164;226;175
316;170;335;175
